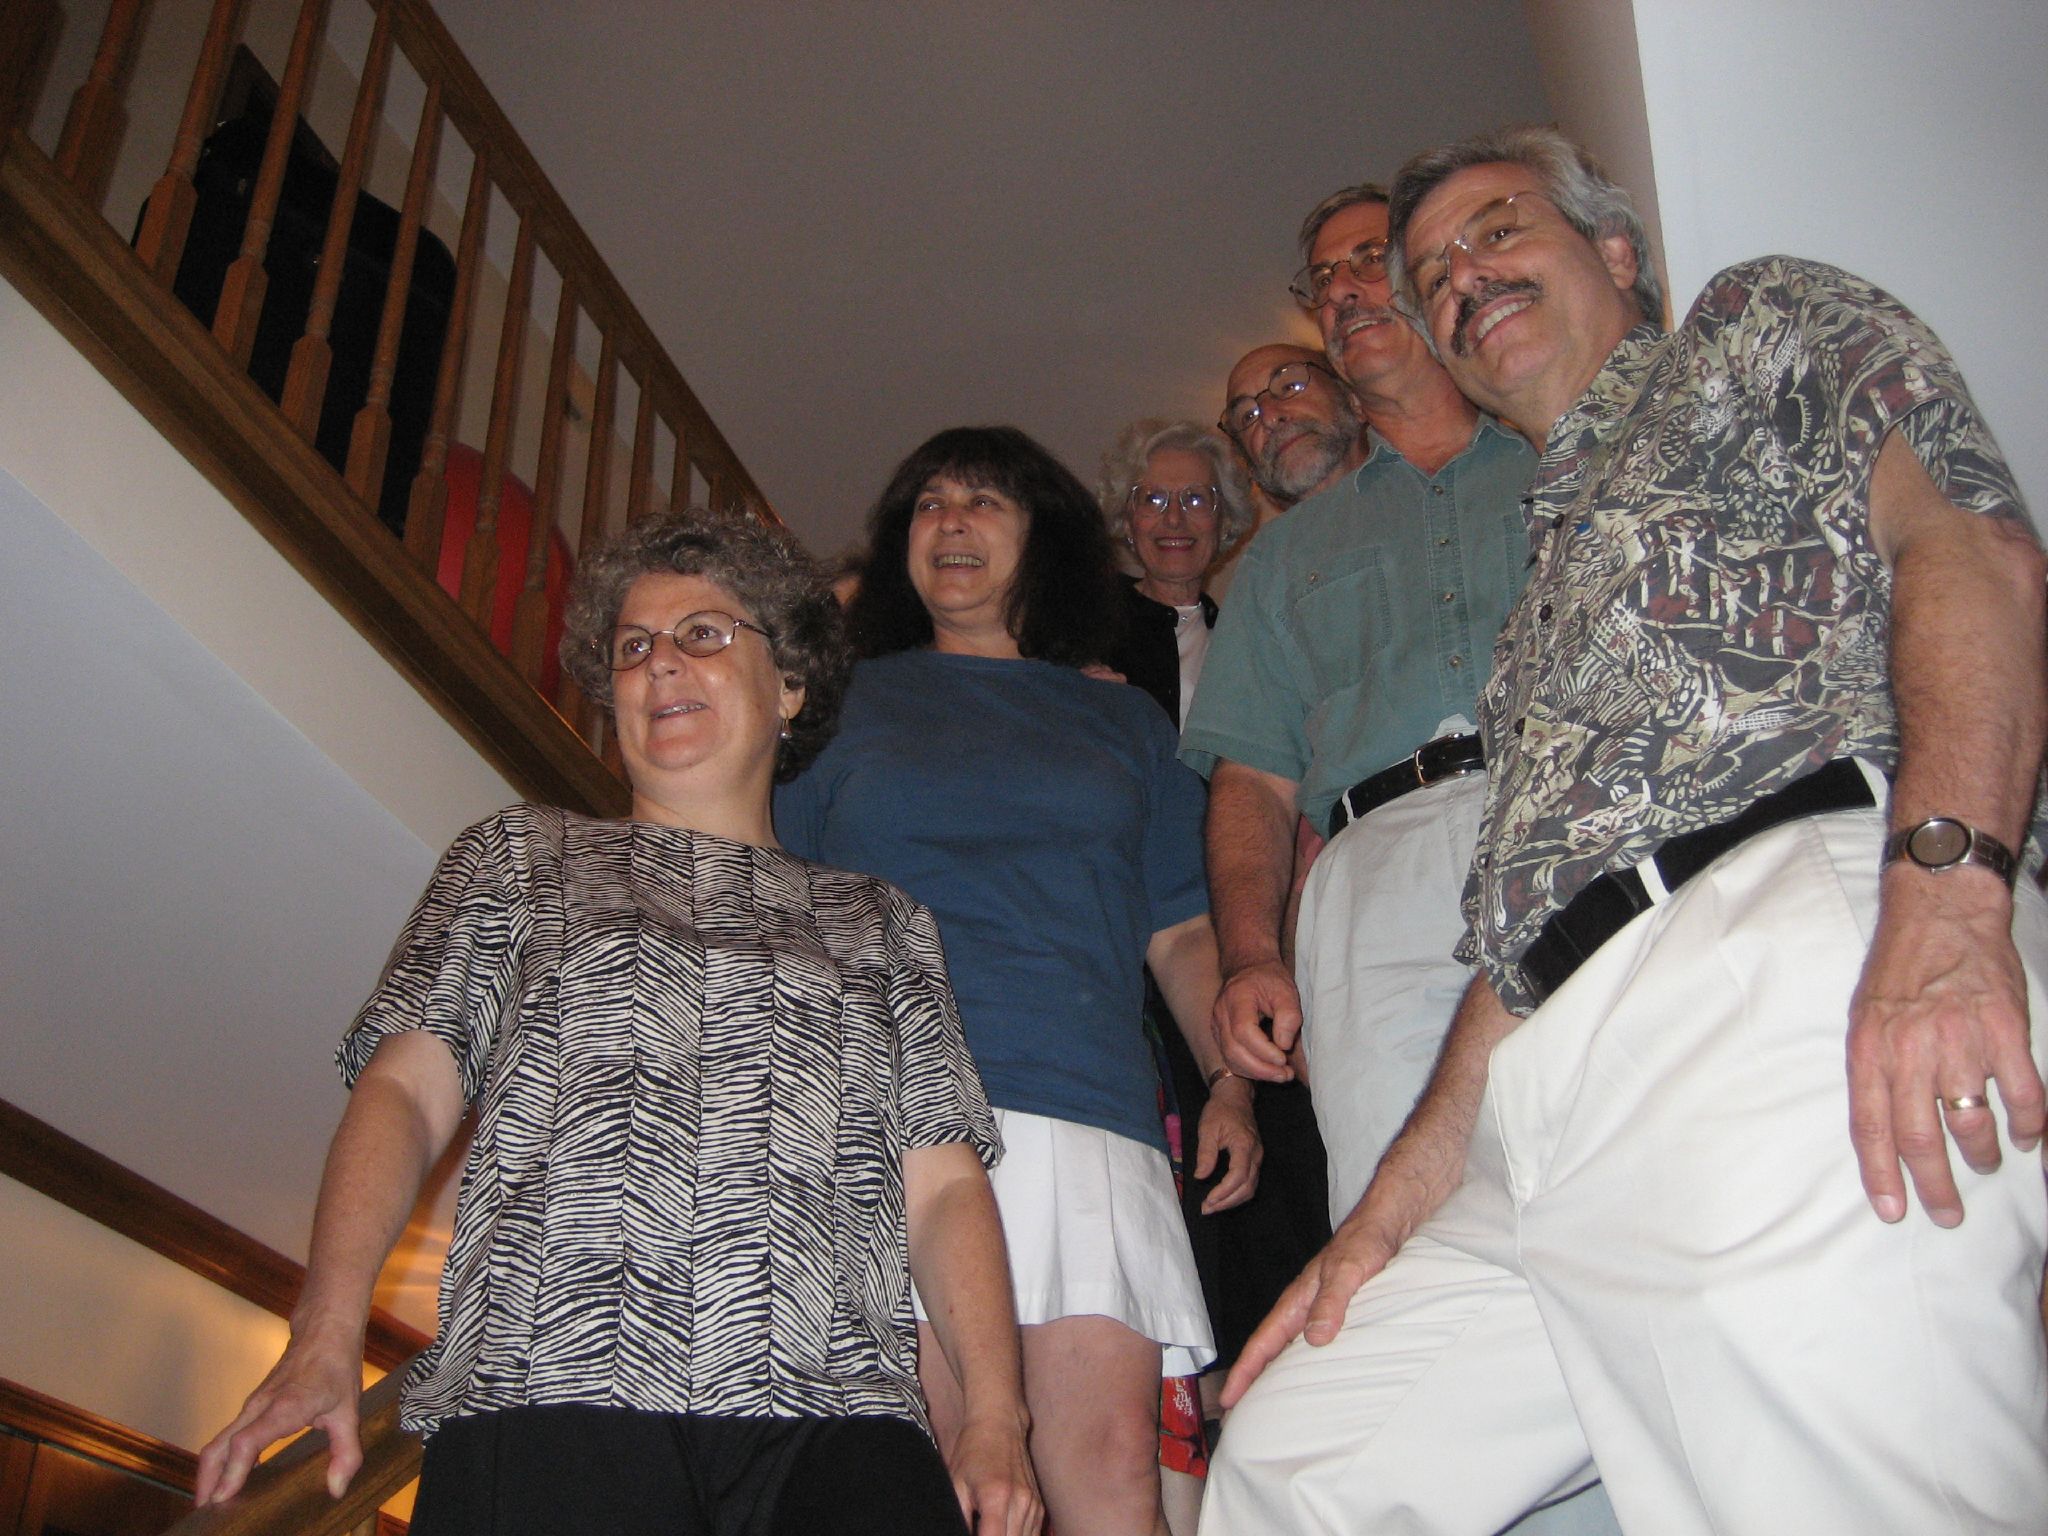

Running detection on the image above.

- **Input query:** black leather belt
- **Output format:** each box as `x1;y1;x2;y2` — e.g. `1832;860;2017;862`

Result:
1327;732;1486;839
1519;758;1876;1005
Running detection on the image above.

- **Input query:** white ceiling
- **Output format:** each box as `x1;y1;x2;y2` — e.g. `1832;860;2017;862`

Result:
428;0;1550;554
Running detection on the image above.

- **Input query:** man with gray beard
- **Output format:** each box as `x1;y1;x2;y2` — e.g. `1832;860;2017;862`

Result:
1220;342;1367;506
1183;183;1616;1532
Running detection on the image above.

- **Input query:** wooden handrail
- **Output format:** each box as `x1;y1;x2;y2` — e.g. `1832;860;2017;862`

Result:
157;1366;422;1536
1;0;784;811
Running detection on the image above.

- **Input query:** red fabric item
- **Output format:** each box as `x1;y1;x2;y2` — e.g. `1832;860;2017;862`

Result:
1159;1373;1209;1477
436;443;573;698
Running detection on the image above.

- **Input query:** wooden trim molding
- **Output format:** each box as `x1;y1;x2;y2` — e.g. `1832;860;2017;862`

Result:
0;1376;197;1490
0;1377;411;1535
0;1097;428;1371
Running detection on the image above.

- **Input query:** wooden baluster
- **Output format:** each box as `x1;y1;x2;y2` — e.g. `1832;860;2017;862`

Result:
512;277;577;684
346;75;440;507
403;146;488;570
52;0;144;208
706;465;728;519
459;214;536;622
212;0;330;366
669;418;691;513
0;2;56;158
280;0;393;439
625;374;655;526
557;330;617;735
134;0;242;280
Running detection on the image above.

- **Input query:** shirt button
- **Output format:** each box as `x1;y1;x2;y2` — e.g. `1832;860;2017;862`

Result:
1436;535;1451;547
1449;655;1463;668
1538;602;1554;623
1433;486;1446;496
1441;591;1455;603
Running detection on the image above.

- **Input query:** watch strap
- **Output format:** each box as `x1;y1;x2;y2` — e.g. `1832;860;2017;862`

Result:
1882;817;2020;888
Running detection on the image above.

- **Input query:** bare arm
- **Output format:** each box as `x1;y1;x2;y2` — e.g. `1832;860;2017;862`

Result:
1149;913;1261;1212
1847;432;2048;1226
1222;972;1519;1406
1207;760;1305;1080
905;1142;1042;1536
196;1030;465;1504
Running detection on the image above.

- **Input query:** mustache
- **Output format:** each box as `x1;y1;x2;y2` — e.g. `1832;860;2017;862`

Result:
1332;296;1399;332
1451;278;1542;357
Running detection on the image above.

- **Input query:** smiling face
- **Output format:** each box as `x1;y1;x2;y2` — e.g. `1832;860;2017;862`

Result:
1128;445;1221;597
905;474;1030;655
1309;199;1430;392
1223;344;1364;503
1402;162;1641;438
610;570;801;818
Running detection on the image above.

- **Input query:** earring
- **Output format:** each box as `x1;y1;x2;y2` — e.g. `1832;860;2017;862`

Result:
779;718;793;742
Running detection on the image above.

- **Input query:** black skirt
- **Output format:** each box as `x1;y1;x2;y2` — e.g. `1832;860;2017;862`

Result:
410;1404;967;1536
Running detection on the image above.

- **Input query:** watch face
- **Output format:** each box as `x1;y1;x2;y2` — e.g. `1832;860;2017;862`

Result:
1908;818;1972;867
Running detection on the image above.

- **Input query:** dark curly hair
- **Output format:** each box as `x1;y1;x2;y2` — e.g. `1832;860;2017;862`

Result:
846;426;1123;666
558;508;849;782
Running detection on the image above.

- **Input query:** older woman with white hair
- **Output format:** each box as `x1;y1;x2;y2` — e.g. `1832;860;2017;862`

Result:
1097;419;1256;729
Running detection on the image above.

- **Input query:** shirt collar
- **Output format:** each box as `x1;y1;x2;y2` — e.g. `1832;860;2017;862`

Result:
1355;410;1517;479
1529;323;1666;500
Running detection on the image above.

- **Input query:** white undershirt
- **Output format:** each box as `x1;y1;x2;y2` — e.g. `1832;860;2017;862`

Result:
1174;603;1211;730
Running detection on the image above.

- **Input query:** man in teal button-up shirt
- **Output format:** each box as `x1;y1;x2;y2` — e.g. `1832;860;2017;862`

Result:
1183;181;1617;1536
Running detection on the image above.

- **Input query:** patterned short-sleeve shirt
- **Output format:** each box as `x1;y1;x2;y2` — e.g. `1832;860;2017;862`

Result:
1462;258;2037;1013
337;804;1000;1435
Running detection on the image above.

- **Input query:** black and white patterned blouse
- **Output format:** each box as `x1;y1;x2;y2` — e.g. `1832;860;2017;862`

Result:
336;804;1000;1436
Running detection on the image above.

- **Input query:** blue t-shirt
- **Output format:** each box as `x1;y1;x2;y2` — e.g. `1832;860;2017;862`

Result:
774;650;1209;1150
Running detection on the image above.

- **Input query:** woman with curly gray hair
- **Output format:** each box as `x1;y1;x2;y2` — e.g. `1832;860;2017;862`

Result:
1097;419;1255;729
199;508;1040;1536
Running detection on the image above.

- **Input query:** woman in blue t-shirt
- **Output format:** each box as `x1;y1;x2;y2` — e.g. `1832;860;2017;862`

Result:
777;426;1260;1534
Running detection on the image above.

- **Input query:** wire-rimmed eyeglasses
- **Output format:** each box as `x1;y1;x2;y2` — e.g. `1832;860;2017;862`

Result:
1128;484;1219;519
1289;239;1391;309
1403;192;1545;311
1219;359;1341;438
601;611;775;670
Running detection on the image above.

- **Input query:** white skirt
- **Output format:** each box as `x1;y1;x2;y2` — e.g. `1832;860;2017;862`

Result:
918;1109;1216;1377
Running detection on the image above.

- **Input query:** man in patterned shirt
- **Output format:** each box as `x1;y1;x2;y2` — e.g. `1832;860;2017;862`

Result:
1202;125;2048;1536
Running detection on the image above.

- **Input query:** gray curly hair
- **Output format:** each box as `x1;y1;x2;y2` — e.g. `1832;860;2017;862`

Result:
1096;419;1256;558
559;508;849;782
1387;124;1664;328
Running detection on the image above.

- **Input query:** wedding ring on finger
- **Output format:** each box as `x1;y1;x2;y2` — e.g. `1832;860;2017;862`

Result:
1939;1093;1991;1112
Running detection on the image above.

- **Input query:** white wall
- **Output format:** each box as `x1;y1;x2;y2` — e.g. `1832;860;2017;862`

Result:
1524;0;1669;318
0;1176;296;1453
1627;0;2048;521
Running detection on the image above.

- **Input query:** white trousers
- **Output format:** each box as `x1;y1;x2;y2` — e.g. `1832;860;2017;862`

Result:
1207;795;2048;1535
1298;771;1486;1229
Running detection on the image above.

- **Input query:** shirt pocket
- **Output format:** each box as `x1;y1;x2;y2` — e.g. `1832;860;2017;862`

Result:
1289;545;1399;707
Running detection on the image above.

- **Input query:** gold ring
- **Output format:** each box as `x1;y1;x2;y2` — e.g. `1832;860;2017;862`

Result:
1940;1093;1990;1112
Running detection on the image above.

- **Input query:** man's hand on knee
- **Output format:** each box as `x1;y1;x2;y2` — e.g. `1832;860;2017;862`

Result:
1219;1196;1404;1407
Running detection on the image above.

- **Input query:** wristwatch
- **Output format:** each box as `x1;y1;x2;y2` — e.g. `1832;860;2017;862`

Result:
1882;817;2019;888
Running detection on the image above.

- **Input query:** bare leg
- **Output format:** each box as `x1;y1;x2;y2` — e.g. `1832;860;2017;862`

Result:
1160;1467;1203;1536
922;1316;1168;1536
